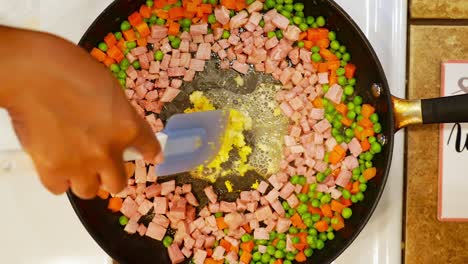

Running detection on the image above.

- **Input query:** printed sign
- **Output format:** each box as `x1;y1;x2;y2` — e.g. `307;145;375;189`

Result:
439;61;468;221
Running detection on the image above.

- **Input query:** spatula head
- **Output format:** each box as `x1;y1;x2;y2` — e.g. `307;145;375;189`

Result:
155;110;229;176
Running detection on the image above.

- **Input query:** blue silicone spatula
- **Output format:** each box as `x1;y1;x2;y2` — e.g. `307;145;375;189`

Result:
0;110;229;177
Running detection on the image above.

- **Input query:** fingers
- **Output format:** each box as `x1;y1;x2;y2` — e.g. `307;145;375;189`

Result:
36;165;70;195
98;151;127;194
70;171;100;200
129;116;163;164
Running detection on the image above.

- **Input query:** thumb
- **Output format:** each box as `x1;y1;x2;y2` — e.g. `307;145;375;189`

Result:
129;116;163;164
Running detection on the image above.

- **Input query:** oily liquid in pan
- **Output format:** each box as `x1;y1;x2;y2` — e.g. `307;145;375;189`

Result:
160;60;288;202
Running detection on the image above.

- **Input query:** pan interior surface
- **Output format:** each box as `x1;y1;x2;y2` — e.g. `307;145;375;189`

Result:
68;0;394;263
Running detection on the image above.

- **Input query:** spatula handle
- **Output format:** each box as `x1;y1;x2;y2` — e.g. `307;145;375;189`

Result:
0;132;168;177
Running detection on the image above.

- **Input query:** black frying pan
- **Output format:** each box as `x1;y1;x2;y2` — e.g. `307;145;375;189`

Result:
67;0;468;263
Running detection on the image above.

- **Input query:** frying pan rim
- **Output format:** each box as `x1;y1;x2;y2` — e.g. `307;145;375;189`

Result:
67;0;395;263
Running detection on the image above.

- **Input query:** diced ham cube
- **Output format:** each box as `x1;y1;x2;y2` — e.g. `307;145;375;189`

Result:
348;137;363;157
284;25;301;41
318;72;329;84
247;1;263;13
272;13;290;30
271;200;285;216
343;155;359;170
152;214;170;228
146;222;167;241
313;119;332;133
180;39;190;53
204;34;214;43
151;25;168;39
286;194;299;208
160;54;171;70
336;169;352;187
268;174;283;190
195;43;211;60
190;23;208;36
247;202;258;213
192;34;204;44
167;67;186;77
160;87;181;102
325;83;344;104
190;59;206;72
257;181;269;194
266;189;280;204
255;206;273;222
228;34;240;46
137;224;147;236
280;101;294;117
215;6;230;25
253;227;269;240
193;249;208;264
208;202;220;213
124;219;139;234
168;244;185;264
134;161;146;184
204;186;218;203
184;69;196;82
161;180;176;195
232;61;249;74
289;96;304;111
279;182;295;199
225;251;238;264
120;197;138;218
204;236;215;248
263;9;278;22
265;36;279;50
185;192;199;206
153;196;167;214
171;79;183;89
212;246;225;261
258;245;267;254
181;247;192;258
137;199;153;215
310;108;325;120
225;212;244;230
230;11;248;29
279;68;293;85
220;201;237;213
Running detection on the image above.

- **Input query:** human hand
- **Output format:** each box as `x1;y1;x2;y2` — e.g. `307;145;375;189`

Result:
0;27;161;199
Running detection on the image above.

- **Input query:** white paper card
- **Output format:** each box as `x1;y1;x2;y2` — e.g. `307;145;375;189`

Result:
439;61;468;221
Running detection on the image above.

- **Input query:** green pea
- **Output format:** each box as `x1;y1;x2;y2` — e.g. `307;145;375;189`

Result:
304;217;314;228
222;30;230;39
97;42;108;52
278;233;286;240
117;70;127;79
281;10;291;18
369;113;379;124
214;212;223;218
327;231;335;240
330;40;340;50
341;53;351;62
284;260;292;264
351;195;359;203
297;41;305;48
315;239;324;250
316;192;324;200
171;38;181;49
316;16;326;27
336;67;346;76
275;4;284;11
311;198;320;208
286;252;296;261
154;50;164;61
266;245;275;255
113;31;123;41
311;53;322;62
179;18;191;28
247;0;255;4
335;51;342;59
365;161;373;168
162;236;173;247
277;239;286;250
110;64;120;73
119;215;129;226
344;128;354;138
355;106;362;115
298;176;307;186
338;76;348;86
257;19;265;27
342;189;351;200
126;41;136;49
373;123;382;133
146;0;154;7
284;0;293;4
317;172;326;183
320;194;331;204
299;23;309;31
368;136;376;143
297;203;308;214
351;96;362;106
241;234;252;242
358;183;368;192
121;21;131;31
265;0;276;8
364;152;373;161
356;191;365;201
265;31;275;39
291;175;300;184
296;11;304;17
319;232;327;241
371;142;382;153
306;16;315;25
282;201;291;210
132;60;141;69
291;2;304;11
274;249;285;259
344;85;354;96
276;30;283;39
311;22;318;28
156;18;166;25
283;3;293;12
292;16;303;25
288;208;296;215
120;58;130;68
252;252;262;261
289;227;299;234
339;45;347;53
347;111;357;120
261;253;271;263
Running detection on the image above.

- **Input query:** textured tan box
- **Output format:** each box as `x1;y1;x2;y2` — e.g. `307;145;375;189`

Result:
406;25;468;264
411;0;468;19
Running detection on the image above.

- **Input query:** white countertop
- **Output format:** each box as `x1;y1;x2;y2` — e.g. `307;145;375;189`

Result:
0;0;406;263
